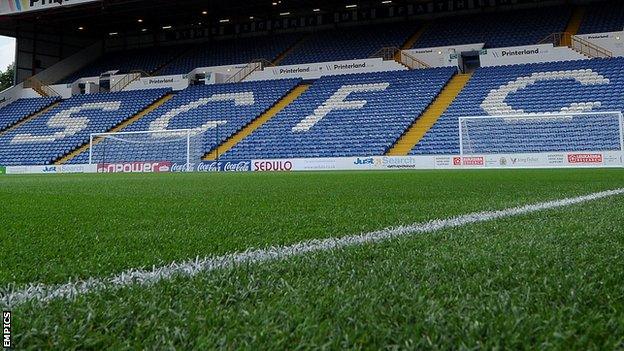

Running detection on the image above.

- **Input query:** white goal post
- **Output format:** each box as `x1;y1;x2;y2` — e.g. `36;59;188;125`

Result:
458;111;624;156
89;129;211;170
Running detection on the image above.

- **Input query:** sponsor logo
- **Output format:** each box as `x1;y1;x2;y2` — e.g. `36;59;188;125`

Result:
378;156;423;169
277;67;312;75
222;161;251;172
453;156;485;166
273;61;368;76
567;153;603;164
253;160;293;172
30;0;72;7
435;157;452;167
4;0;93;14
547;154;565;165
196;162;219;172
42;166;57;173
171;162;196;172
510;156;540;165
97;161;172;173
462;157;484;166
603;153;622;165
499;157;507;166
59;164;90;173
331;62;366;70
301;159;336;170
496;48;540;57
453;156;484;166
146;78;175;85
171;161;251;172
353;157;374;165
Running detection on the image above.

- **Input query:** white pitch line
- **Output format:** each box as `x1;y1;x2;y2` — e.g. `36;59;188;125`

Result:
2;188;623;308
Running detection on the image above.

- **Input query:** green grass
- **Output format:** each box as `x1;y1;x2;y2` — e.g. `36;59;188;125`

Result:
2;169;624;349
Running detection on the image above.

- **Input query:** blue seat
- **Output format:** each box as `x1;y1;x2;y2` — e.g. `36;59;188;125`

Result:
411;57;624;155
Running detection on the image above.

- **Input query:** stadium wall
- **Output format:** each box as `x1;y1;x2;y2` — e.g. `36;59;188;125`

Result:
3;151;622;175
402;43;484;68
575;31;624;57
246;58;406;81
250;152;624;171
479;43;587;67
0;84;42;109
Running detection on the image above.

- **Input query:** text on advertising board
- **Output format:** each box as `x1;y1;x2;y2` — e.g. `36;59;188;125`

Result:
97;161;172;173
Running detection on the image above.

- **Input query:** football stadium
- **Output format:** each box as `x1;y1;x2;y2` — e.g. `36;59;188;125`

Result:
1;0;624;349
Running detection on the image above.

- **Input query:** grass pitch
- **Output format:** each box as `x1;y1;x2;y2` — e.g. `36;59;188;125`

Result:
2;169;624;349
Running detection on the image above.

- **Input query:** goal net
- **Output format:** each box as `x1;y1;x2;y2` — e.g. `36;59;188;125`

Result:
89;129;215;169
458;111;624;155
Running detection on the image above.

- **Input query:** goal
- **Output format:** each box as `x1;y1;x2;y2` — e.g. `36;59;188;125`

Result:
458;111;624;155
88;129;215;169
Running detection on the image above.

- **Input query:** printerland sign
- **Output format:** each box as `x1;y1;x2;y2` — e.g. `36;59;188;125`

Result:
0;0;99;16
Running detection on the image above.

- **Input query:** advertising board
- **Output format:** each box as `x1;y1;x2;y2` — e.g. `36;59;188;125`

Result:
0;0;100;16
246;58;405;81
170;160;252;172
96;161;172;173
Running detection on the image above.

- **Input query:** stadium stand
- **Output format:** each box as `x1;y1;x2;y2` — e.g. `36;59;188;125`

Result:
410;57;624;155
67;79;302;164
279;23;418;65
577;1;624;34
0;97;59;132
413;7;571;49
54;4;597;84
223;68;455;159
59;23;420;83
158;34;304;75
387;73;472;156
0;89;170;165
4;0;624;167
61;46;186;84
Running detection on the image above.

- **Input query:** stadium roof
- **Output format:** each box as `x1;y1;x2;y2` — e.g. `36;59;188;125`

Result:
0;0;575;38
0;0;430;36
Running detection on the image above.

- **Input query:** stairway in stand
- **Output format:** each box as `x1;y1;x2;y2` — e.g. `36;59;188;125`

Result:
203;84;310;160
386;73;472;156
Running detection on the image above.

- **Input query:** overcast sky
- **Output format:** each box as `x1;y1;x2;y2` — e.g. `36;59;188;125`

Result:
0;36;15;72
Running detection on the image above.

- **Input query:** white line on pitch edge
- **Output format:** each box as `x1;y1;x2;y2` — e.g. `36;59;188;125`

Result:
2;188;623;307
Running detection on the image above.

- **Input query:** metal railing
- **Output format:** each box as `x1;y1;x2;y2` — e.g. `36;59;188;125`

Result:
225;59;274;83
539;32;612;58
570;35;613;58
399;51;431;69
370;46;401;61
539;32;571;47
23;77;61;97
109;70;150;92
370;46;431;70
